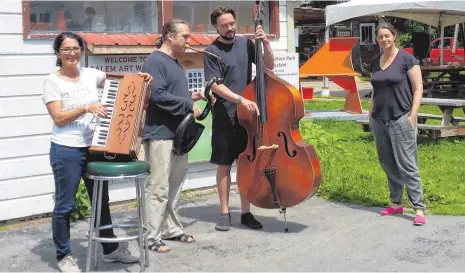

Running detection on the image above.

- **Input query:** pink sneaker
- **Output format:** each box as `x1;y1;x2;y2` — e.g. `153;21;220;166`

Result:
413;215;425;226
380;206;403;216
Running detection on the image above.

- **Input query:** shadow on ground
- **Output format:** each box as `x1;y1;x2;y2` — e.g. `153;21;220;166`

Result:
29;226;141;272
178;203;309;234
334;200;416;221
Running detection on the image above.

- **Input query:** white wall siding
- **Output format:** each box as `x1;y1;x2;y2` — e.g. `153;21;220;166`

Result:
0;115;53;138
0;14;22;34
0;55;57;75
0;0;21;13
0;0;57;221
0;1;289;222
1;155;51;181
0;35;55;55
0;75;49;97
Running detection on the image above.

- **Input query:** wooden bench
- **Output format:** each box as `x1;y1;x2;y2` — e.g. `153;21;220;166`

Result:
416;113;465;125
423;81;465;98
421;98;465;107
423;80;463;86
355;119;465;139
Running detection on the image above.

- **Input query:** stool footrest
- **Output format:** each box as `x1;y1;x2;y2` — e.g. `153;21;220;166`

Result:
93;223;140;231
92;231;150;243
90;227;150;243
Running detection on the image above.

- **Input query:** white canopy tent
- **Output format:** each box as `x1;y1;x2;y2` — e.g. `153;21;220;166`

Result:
326;0;465;28
325;0;465;65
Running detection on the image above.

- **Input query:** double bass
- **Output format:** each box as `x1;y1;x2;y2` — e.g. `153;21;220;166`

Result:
236;1;322;232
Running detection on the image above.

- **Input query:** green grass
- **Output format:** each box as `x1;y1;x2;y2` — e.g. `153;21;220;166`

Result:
305;98;465;120
301;99;465;215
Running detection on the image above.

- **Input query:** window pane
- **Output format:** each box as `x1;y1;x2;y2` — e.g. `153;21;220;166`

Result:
173;0;269;34
173;1;213;33
236;1;269;34
29;1;158;33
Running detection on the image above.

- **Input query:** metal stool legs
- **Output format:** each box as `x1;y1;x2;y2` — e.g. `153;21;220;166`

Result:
135;177;149;269
86;179;102;272
85;175;150;272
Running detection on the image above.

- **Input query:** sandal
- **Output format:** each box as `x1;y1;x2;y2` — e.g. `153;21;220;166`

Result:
165;233;196;243
147;238;170;253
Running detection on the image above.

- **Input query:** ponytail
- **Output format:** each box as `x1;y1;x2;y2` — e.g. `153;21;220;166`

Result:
155;37;163;49
156;18;188;49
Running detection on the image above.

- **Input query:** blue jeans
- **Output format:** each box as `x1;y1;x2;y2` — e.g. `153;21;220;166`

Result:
49;142;118;261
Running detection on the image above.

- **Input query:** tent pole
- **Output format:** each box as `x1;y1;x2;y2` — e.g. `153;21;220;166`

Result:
322;27;330;96
439;12;444;66
453;23;459;53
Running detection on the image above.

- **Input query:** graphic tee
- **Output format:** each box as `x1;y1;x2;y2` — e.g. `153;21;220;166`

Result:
41;67;106;147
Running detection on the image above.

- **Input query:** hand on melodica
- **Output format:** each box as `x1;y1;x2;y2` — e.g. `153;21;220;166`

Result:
88;103;107;118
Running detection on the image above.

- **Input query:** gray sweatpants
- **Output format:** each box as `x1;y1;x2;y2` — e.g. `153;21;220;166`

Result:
143;139;188;241
369;112;426;211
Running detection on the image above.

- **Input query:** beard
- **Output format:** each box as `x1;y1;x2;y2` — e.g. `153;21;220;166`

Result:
219;30;236;41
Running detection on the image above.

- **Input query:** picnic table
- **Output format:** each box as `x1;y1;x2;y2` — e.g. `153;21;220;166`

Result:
357;97;465;139
421;65;465;98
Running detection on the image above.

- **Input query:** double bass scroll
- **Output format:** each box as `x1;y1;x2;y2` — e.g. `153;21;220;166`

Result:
236;1;322;233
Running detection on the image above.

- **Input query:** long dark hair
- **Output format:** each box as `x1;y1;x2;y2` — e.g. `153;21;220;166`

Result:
155;18;188;48
53;32;85;67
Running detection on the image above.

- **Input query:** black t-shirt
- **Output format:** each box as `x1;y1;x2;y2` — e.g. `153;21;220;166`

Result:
141;51;194;140
370;50;419;120
203;36;255;118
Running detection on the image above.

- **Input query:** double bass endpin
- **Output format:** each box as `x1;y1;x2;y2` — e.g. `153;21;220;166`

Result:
280;208;289;233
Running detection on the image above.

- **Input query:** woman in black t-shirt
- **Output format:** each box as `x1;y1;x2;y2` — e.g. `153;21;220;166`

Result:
369;22;426;226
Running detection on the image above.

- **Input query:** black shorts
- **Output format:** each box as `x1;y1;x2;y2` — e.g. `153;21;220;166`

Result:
210;115;247;166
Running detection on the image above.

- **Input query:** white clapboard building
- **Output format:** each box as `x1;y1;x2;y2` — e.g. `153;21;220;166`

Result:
0;0;301;222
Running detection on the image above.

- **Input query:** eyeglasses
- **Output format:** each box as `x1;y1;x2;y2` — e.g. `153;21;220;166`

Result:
60;47;82;54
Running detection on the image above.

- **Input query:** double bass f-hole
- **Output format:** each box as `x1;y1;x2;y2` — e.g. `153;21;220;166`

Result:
277;132;297;158
246;135;259;162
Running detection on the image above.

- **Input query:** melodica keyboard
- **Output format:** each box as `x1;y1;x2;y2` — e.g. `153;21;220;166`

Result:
89;73;150;161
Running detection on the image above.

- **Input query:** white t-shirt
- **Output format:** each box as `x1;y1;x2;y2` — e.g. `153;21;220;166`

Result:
41;67;106;147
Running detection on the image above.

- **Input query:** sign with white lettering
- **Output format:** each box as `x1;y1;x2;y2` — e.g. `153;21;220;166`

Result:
252;52;300;90
87;55;149;73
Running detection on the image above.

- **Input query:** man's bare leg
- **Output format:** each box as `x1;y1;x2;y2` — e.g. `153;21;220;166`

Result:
216;165;232;214
215;165;232;231
215;165;263;231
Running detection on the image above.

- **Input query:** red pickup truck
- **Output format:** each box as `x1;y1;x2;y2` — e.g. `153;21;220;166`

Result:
403;37;465;64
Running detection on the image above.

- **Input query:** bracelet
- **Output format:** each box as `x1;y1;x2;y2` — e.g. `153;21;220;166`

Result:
235;95;243;104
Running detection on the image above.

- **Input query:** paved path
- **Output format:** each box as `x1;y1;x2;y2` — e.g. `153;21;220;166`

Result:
1;191;465;272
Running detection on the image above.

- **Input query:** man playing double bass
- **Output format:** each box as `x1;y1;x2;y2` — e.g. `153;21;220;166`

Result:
203;6;275;231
